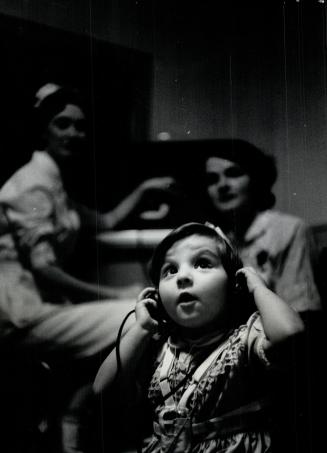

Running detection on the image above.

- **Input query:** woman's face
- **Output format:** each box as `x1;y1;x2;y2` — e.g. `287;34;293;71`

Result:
44;104;86;162
205;157;253;215
158;234;228;330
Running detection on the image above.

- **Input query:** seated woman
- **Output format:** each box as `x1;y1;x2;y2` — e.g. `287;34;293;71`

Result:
198;138;321;315
0;82;176;344
191;139;322;453
0;83;174;451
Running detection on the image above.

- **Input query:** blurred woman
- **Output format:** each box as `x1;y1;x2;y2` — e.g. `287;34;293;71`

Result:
0;82;176;351
0;83;174;452
200;138;321;315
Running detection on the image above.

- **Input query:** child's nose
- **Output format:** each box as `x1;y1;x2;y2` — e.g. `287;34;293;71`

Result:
176;267;193;288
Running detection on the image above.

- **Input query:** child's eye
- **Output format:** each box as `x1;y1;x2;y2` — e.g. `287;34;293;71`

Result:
161;264;177;277
195;258;213;269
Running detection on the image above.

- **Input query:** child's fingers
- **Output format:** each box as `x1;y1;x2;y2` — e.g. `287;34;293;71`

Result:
137;287;157;302
135;297;160;332
236;267;259;283
143;297;158;309
236;267;267;292
236;266;256;276
136;297;158;317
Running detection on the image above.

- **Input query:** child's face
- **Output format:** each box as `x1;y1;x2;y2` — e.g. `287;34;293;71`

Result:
158;234;228;330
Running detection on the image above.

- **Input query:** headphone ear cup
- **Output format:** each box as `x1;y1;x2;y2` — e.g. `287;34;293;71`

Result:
149;290;169;324
157;294;169;321
234;279;256;322
231;277;242;296
235;272;248;294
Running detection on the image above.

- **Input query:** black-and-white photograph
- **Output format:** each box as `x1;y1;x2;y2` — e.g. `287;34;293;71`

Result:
0;1;325;452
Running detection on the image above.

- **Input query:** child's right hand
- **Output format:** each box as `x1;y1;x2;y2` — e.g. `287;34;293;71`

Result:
135;287;160;334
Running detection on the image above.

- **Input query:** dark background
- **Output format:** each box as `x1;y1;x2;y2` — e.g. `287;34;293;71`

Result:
0;13;153;209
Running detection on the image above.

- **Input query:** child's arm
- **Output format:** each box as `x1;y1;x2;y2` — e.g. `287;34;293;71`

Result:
93;287;160;396
237;267;305;348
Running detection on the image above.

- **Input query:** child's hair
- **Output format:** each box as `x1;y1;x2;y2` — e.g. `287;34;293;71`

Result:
149;222;255;326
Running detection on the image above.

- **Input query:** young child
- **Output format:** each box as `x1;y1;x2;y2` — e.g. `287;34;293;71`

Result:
94;222;304;452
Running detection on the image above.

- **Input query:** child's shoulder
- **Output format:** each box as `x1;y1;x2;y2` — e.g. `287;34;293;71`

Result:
232;312;260;336
227;312;263;351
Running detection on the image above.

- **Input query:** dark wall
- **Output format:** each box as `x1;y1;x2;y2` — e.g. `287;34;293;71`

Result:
149;1;327;225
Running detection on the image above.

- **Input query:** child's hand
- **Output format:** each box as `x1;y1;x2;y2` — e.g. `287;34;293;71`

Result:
135;287;160;334
236;267;267;294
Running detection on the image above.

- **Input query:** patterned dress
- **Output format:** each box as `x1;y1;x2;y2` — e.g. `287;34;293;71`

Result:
143;313;273;453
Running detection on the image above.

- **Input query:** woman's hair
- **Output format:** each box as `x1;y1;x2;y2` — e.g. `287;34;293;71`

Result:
32;83;87;148
201;138;277;211
149;222;255;326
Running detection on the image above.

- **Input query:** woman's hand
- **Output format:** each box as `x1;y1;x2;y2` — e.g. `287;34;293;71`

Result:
138;177;176;194
97;176;178;230
135;287;160;334
236;266;267;294
137;177;178;221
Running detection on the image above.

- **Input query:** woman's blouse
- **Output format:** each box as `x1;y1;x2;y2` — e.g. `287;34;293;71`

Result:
0;151;80;269
237;210;321;313
0;151;81;332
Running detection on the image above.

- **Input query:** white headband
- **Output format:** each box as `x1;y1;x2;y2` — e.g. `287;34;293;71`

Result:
34;83;61;108
204;221;234;249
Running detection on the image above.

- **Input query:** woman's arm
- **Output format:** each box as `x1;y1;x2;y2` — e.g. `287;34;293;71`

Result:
238;267;305;347
80;177;175;230
33;263;140;301
5;184;140;301
93;287;159;395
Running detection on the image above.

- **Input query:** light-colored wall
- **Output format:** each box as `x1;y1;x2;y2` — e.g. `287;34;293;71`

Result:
1;1;327;225
149;2;327;226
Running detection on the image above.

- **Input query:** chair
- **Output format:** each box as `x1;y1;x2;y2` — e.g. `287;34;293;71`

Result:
0;353;54;453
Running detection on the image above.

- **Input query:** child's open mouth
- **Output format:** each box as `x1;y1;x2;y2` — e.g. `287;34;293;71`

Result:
178;292;197;305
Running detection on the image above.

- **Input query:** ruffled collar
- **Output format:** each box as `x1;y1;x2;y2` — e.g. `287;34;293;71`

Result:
168;328;232;350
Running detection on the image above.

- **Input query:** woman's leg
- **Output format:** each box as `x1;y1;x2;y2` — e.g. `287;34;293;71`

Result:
19;299;136;359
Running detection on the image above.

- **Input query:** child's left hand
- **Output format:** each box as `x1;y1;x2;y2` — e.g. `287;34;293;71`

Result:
236;267;267;294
